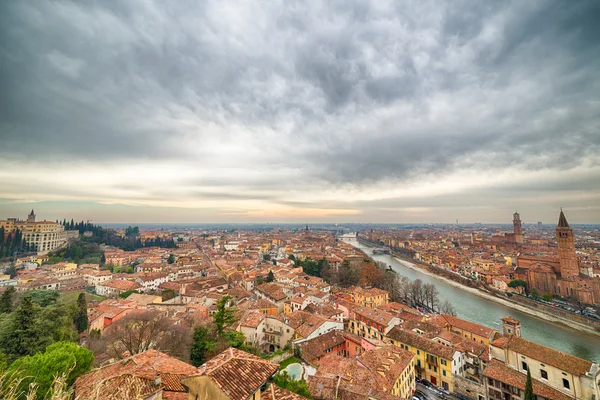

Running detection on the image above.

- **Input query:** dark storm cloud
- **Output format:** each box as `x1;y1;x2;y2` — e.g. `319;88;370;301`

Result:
1;0;599;221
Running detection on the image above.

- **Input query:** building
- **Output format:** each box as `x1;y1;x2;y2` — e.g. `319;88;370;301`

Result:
432;314;497;346
182;347;280;400
386;326;460;392
0;210;72;254
490;322;600;400
96;279;142;297
513;212;523;244
308;346;416;399
350;286;390;308
74;350;197;399
516;210;600;304
483;359;575;400
348;305;401;341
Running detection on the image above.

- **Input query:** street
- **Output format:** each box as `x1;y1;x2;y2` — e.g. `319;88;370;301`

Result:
415;383;463;400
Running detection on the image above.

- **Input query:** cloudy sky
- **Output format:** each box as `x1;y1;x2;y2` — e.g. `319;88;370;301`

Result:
1;0;599;224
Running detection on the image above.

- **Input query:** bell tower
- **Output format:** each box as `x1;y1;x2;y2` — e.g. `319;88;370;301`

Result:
513;212;523;244
556;209;578;279
27;209;36;223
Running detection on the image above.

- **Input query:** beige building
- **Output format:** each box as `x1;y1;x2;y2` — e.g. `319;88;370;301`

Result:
0;210;72;254
490;319;600;400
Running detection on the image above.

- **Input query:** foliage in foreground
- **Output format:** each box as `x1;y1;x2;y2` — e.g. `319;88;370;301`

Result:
7;341;93;399
273;370;312;398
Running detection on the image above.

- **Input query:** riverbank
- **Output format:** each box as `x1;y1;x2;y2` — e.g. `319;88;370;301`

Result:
349;238;600;337
390;253;600;337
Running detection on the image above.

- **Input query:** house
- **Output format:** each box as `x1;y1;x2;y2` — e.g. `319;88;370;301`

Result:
135;273;169;292
279;311;343;343
254;282;289;313
433;314;497;345
350;286;390;308
348;305;401;341
490;333;600;399
386;326;460;392
74;350;197;400
308;345;416;399
96;279;141;297
296;330;363;365
182;347;279;400
483;359;575;400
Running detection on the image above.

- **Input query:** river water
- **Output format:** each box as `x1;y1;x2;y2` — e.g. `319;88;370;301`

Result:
344;238;600;363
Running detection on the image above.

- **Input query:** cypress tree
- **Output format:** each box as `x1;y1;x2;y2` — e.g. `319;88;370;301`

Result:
73;293;89;333
0;287;15;313
6;296;39;360
524;368;534;400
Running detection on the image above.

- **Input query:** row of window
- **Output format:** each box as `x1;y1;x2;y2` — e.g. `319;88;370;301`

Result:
521;361;570;389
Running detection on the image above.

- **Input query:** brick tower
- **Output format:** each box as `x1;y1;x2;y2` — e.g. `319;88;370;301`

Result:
513;212;523;244
556;209;579;278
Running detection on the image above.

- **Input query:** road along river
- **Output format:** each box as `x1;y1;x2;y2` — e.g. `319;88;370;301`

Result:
344;238;600;363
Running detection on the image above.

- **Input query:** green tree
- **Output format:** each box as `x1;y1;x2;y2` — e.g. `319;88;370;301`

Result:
2;296;39;362
190;325;216;367
524;368;534;400
0;287;15;314
266;270;275;283
213;295;238;337
273;371;312;398
73;293;89;333
5;265;16;279
118;290;139;299
8;341;93;398
162;289;177;301
542;293;553;302
508;279;529;295
167;254;176;264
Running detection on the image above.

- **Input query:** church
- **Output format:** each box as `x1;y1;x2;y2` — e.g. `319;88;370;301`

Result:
515;210;600;305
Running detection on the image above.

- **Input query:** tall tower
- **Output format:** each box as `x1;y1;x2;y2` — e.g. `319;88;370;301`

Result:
27;209;36;223
513;212;523;244
556;209;579;279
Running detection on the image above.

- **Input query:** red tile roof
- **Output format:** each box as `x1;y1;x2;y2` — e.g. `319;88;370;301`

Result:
190;347;279;400
483;359;574;400
490;335;592;376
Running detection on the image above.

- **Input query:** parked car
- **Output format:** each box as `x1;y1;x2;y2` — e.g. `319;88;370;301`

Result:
437;386;450;395
421;380;434;388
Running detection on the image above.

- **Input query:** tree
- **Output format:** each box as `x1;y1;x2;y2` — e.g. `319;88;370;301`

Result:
73;293;89;333
508;280;529;295
118;289;139;299
524;368;534;400
0;287;15;314
102;310;171;358
162;289;177;301
266;270;275;283
273;371;312;398
263;254;271;261
439;300;457;316
8;341;93;399
213;295;238;337
542;293;553;302
338;261;360;288
359;262;384;288
5;265;16;279
2;296;39;362
190;325;216;367
167;254;176;264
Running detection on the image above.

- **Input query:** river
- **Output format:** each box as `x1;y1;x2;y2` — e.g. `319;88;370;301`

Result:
344;238;600;363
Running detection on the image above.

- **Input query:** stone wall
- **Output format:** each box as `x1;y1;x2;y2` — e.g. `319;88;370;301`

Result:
453;375;485;400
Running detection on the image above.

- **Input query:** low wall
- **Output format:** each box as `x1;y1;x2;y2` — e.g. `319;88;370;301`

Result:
509;295;600;332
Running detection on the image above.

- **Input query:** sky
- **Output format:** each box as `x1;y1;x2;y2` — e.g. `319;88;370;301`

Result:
1;0;599;224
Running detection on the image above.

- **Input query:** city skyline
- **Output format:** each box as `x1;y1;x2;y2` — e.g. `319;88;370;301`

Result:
2;1;600;223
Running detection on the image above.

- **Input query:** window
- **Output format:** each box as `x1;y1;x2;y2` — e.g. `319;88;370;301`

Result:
443;370;446;376
417;350;420;355
563;379;570;390
521;362;528;371
540;369;548;380
441;360;447;366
